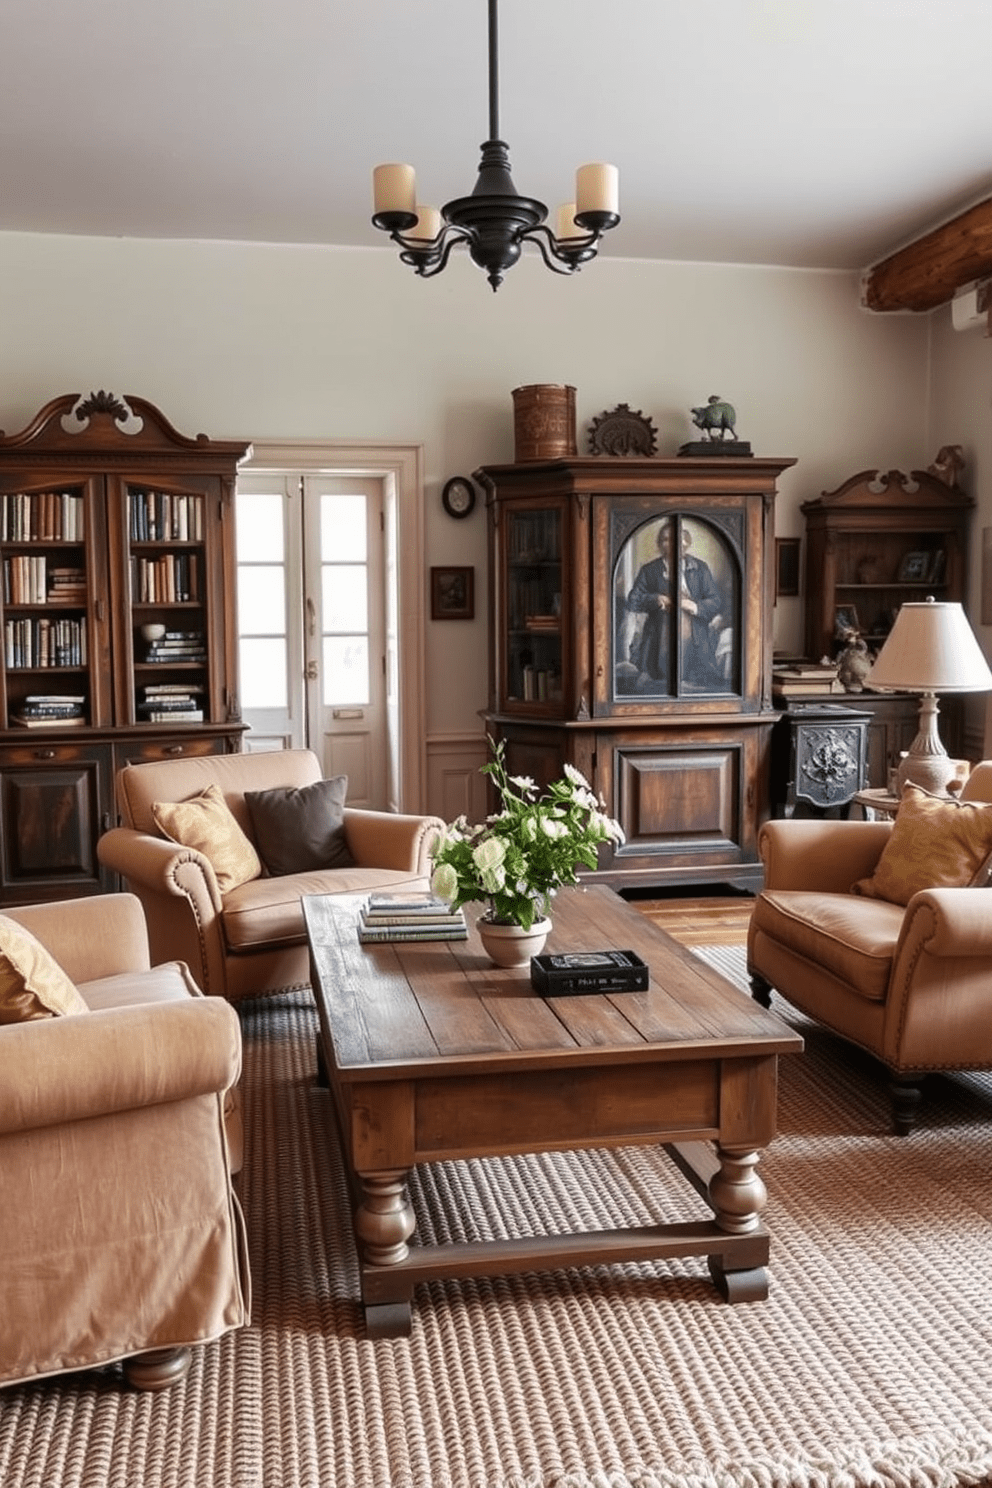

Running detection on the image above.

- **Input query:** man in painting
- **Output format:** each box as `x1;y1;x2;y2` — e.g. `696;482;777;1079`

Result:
626;519;725;689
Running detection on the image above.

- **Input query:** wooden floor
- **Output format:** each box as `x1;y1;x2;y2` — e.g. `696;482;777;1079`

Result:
630;893;754;948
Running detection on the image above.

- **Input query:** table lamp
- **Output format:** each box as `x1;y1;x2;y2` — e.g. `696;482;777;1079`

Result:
865;597;992;795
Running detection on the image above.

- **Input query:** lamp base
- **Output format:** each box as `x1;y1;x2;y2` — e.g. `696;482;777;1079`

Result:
895;693;957;796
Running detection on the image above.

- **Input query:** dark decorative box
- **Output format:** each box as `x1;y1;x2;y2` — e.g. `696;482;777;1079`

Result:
530;949;649;996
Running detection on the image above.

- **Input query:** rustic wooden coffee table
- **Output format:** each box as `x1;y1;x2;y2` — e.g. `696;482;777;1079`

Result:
303;885;802;1337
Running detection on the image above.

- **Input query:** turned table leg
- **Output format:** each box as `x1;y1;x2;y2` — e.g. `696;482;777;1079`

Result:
707;1144;769;1302
355;1169;417;1337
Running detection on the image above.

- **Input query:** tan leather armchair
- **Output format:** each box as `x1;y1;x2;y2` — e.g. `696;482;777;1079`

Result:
0;894;248;1391
747;763;992;1134
97;748;444;1002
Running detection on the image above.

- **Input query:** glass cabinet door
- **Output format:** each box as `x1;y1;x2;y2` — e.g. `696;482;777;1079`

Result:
505;506;562;706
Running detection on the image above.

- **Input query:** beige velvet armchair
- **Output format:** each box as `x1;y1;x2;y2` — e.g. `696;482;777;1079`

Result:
0;894;249;1391
97;749;444;1003
747;763;992;1134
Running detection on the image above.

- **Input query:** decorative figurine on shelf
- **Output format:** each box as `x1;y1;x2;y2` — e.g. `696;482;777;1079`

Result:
587;403;658;457
927;444;965;487
678;396;752;457
835;627;874;692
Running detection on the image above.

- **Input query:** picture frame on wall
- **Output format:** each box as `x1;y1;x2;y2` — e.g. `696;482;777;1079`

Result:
431;565;474;620
775;537;801;599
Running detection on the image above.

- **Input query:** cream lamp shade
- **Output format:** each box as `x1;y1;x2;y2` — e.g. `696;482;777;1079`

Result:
865;598;992;795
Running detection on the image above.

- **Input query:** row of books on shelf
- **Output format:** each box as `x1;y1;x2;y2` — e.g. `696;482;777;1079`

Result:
9;693;86;729
143;630;206;664
4;617;86;670
3;557;87;606
357;892;467;943
1;490;85;543
519;665;560;702
136;682;205;723
131;553;200;604
128;491;204;543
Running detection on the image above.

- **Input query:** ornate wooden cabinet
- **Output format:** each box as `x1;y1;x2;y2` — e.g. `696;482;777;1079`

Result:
798;466;971;787
803;466;972;662
476;456;796;891
0;391;249;903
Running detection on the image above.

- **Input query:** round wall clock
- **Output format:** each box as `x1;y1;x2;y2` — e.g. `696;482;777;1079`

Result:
442;476;477;519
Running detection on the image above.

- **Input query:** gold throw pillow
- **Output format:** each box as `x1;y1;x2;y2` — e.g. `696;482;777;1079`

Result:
852;783;992;906
152;783;262;894
0;914;89;1023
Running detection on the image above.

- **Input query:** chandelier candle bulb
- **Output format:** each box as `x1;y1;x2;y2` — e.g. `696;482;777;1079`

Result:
372;163;417;217
576;163;619;217
556;203;583;242
409;205;441;242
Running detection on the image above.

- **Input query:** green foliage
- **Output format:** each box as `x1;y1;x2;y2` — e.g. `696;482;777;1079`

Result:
430;737;625;930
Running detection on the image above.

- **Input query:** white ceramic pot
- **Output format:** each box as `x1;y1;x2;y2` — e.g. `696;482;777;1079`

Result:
477;915;552;968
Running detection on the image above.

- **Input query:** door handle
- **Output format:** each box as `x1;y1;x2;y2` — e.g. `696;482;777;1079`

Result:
305;660;318;681
306;597;316;637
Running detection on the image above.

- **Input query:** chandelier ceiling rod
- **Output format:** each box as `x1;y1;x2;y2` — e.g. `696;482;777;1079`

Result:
371;0;620;292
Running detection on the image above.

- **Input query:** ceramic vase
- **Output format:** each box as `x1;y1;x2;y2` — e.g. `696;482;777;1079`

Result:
477;915;552;968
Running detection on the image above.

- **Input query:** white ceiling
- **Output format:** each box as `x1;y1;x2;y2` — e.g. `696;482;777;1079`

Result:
2;0;992;274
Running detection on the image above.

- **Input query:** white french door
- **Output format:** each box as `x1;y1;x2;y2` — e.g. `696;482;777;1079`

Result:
235;472;387;809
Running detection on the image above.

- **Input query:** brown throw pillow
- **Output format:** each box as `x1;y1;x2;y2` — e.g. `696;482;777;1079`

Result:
0;914;89;1023
152;783;262;893
245;775;355;876
852;783;992;906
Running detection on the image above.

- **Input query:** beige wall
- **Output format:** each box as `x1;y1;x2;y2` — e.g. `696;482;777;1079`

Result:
926;304;992;753
0;230;935;762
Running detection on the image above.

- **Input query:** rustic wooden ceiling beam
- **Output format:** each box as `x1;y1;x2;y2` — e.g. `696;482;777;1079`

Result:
862;196;992;313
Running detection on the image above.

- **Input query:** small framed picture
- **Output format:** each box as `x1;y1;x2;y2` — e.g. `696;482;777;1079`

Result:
775;537;801;599
898;551;930;582
834;603;860;637
431;565;474;620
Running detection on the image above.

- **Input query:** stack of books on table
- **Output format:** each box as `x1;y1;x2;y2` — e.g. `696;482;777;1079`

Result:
11;693;86;728
357;892;468;943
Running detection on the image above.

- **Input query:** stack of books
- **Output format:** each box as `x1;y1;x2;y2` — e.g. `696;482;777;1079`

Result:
137;682;205;722
143;629;207;664
357;892;468;943
772;661;844;697
11;693;86;728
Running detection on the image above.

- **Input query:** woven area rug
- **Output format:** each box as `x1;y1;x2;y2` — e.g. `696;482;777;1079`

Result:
3;947;992;1488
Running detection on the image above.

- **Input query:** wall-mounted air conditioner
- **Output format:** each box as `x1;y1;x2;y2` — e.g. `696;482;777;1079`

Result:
951;280;991;333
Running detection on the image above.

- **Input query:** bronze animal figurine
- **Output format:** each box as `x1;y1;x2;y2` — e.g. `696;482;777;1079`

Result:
836;629;874;692
690;395;737;441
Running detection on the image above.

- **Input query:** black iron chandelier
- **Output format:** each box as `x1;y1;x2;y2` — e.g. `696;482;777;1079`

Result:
371;0;620;292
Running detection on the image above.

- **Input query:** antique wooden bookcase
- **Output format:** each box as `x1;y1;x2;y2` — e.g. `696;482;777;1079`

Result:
0;391;250;903
476;455;796;891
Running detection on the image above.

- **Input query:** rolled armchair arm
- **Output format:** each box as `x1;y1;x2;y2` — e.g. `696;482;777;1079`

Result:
758;818;893;893
0;996;241;1138
98;827;223;910
343;809;445;875
885;887;992;1068
97;827;227;996
896;886;992;959
5;893;150;982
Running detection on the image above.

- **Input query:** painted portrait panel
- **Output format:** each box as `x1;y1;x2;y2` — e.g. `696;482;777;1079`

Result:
613;515;740;698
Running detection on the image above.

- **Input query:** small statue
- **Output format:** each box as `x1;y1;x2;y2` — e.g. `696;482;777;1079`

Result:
690;395;737;442
927;444;965;487
835;628;874;693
